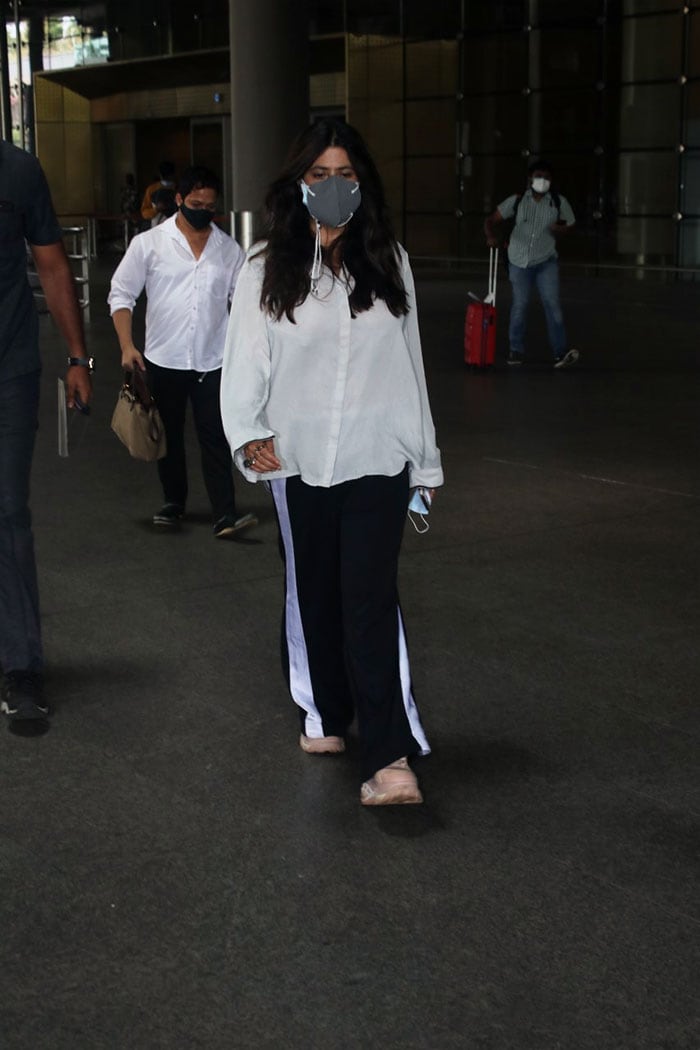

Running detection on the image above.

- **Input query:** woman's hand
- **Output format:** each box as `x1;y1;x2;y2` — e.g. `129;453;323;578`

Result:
121;346;146;372
242;438;281;473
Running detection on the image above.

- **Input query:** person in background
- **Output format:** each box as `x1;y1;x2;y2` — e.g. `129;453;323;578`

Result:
484;158;579;369
119;172;140;243
149;186;177;227
120;172;139;220
220;118;443;806
140;161;176;226
109;166;257;539
0;139;92;730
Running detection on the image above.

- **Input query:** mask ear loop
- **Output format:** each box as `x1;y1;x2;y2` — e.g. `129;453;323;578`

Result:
407;510;430;534
311;220;322;294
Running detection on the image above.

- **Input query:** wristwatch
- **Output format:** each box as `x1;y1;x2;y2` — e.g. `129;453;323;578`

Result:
67;356;95;373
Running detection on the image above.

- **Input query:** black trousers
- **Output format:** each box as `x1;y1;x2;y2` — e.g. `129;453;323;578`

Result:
0;370;42;673
271;469;430;781
146;362;236;521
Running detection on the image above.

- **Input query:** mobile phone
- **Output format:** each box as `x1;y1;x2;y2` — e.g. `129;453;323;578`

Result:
73;393;91;415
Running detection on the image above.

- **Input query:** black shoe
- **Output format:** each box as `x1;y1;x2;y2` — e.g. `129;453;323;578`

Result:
213;512;259;538
1;671;49;725
507;351;523;366
554;348;579;369
153;503;185;527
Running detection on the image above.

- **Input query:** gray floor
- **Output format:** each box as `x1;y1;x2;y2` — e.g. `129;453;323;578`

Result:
2;258;699;1049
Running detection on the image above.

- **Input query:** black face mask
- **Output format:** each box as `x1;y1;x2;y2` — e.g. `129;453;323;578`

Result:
180;203;214;230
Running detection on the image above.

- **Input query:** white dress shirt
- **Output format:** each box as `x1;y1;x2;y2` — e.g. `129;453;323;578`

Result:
108;214;245;371
220;244;443;490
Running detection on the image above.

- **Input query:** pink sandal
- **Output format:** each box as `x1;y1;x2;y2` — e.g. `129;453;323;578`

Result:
299;733;345;754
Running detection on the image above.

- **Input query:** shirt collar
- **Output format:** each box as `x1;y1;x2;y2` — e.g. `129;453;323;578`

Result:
167;212;222;252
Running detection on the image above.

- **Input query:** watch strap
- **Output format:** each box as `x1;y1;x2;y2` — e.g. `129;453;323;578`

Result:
68;356;94;371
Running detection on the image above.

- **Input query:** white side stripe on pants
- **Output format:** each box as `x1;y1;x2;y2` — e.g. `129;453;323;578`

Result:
270;478;324;737
272;477;431;754
398;607;431;756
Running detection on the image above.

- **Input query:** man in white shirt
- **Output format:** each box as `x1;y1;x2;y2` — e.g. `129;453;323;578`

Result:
109;166;256;537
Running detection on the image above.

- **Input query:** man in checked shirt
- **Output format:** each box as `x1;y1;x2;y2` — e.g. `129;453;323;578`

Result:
485;158;579;369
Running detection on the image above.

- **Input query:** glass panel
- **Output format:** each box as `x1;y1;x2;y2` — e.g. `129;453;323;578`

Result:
405;156;456;211
309;0;345;35
405;39;458;97
623;0;680;12
689;12;700;77
172;1;229;52
406;99;455;154
617;152;679;214
684;83;700;145
346;0;401;35
537;27;596;89
536;0;604;19
619;15;683;81
535;27;599;89
462;155;530;217
463;33;528;93
619;84;681;148
679;219;700;266
463;0;526;32
535;154;600;227
680;153;700;213
43;14;110;68
405;213;458;256
456;213;491;256
367;39;404;99
404;0;460;39
613;217;676;263
537;89;600;150
463;92;528;153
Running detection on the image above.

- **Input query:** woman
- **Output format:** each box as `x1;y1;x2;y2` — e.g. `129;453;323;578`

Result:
221;119;443;805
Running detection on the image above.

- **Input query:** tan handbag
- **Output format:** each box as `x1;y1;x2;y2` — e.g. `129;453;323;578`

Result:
111;370;167;461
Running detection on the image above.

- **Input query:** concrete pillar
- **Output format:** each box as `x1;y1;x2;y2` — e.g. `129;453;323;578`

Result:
229;0;309;248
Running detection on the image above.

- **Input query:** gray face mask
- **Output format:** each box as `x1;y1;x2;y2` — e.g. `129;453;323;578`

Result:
300;176;361;228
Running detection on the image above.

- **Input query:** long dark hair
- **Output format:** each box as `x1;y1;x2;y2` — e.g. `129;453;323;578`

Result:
258;118;408;322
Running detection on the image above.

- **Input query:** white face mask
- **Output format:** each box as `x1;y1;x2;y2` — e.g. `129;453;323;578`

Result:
531;177;551;194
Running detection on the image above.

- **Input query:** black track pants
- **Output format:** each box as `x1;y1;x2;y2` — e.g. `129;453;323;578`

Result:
271;469;430;780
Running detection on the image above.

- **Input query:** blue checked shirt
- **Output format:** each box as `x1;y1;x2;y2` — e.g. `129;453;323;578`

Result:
498;188;575;268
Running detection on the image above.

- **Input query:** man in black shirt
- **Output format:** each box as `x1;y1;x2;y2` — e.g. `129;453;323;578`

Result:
0;140;92;729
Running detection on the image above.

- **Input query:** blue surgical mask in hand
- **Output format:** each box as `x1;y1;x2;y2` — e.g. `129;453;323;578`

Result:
408;488;431;533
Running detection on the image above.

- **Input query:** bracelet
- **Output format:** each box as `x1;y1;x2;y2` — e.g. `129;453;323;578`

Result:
68;356;95;372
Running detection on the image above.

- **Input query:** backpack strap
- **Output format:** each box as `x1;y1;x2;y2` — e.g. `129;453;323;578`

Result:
514;190;561;221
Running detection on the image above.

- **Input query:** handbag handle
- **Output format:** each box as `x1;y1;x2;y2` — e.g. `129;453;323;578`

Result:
123;368;154;406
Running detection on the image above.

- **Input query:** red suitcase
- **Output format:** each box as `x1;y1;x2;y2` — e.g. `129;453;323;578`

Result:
464;247;498;368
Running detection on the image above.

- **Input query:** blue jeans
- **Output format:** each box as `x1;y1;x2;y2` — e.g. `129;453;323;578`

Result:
508;257;567;359
0;370;43;673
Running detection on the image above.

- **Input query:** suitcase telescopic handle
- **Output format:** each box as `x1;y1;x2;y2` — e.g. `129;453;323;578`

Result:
484;246;498;306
